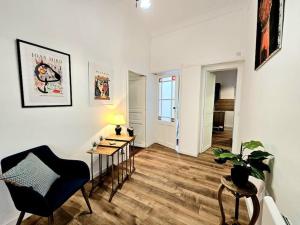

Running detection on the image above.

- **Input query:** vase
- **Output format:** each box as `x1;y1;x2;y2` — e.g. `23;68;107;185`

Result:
231;165;250;187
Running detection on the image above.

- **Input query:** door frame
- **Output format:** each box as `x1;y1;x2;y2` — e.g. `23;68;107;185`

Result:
127;70;147;148
199;61;243;154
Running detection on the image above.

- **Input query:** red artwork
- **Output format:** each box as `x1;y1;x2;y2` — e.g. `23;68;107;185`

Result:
255;0;285;69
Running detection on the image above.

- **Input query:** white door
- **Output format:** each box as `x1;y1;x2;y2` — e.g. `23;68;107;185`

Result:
202;72;216;151
156;74;179;150
129;72;146;147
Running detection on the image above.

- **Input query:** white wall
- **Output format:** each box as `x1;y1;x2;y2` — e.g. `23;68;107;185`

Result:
214;70;237;128
151;8;247;156
239;0;300;223
0;0;152;224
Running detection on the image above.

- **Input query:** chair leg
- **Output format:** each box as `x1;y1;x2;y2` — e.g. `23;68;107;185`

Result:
16;211;25;225
48;214;54;225
81;187;93;213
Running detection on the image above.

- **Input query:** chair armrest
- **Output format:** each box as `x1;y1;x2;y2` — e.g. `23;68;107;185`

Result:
57;159;90;180
6;183;51;216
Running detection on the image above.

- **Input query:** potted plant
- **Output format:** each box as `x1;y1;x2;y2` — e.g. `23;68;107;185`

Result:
213;140;273;187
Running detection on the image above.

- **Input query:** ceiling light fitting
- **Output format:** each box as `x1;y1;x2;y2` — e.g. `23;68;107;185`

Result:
136;0;151;9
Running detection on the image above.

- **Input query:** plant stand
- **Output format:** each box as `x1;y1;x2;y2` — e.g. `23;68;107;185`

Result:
218;176;260;225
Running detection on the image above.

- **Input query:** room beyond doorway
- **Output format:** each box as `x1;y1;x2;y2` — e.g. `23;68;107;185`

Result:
212;70;237;148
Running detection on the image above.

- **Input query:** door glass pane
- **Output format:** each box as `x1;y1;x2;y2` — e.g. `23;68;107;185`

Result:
161;100;172;118
162;81;172;99
161;77;172;82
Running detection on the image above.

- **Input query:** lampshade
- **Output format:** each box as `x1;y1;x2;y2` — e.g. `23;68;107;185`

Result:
111;114;126;125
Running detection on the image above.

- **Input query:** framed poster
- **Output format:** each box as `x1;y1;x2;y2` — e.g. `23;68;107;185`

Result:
255;0;285;70
17;39;72;107
88;62;113;105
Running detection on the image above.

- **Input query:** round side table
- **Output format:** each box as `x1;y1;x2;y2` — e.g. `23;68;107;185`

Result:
218;176;260;225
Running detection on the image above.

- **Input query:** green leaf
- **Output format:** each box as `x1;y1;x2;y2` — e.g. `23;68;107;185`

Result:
249;150;273;160
213;148;223;157
218;152;237;159
243;140;264;150
232;160;246;166
250;166;265;180
248;161;271;172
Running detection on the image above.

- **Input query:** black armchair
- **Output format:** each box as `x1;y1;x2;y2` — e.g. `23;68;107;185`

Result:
1;145;92;225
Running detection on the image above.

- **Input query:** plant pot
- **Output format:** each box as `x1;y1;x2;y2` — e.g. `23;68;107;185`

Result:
231;165;250;187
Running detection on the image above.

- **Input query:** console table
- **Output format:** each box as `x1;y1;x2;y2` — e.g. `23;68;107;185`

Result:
105;134;136;177
218;176;260;225
87;135;136;202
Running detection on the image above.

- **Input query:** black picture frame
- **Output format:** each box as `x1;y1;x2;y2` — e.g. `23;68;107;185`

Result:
17;39;72;108
254;0;285;70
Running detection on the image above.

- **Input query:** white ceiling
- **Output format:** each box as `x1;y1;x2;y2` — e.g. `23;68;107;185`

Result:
132;0;247;36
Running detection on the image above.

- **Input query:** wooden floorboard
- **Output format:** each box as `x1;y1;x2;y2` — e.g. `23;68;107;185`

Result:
23;143;249;225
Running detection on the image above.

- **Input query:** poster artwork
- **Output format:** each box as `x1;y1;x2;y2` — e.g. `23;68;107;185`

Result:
32;53;64;96
94;71;110;100
255;0;285;69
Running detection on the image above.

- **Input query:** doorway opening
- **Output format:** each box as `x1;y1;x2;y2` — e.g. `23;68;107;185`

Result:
155;70;180;151
200;62;243;153
128;71;146;148
212;70;237;149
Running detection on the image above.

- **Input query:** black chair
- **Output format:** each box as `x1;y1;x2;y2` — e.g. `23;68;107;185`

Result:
1;145;92;225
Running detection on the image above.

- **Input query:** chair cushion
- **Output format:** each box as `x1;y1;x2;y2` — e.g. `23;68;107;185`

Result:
45;177;88;211
2;153;60;196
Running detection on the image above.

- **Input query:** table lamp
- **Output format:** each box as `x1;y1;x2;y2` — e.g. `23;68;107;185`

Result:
112;114;126;135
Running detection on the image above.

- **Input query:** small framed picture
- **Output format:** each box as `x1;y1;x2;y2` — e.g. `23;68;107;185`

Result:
17;39;72;107
88;62;113;105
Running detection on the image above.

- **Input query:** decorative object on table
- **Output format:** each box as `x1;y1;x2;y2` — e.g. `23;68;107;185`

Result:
111;114;126;135
99;136;104;142
127;127;134;137
255;0;285;70
213;140;273;187
109;141;116;146
17;39;72;108
88;62;113;105
1;145;92;225
92;142;97;151
218;175;260;225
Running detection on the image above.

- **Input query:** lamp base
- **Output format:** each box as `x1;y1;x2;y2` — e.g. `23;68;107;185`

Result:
115;125;122;135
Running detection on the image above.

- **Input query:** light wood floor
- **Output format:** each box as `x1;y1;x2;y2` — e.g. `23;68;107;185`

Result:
212;129;233;148
23;144;249;225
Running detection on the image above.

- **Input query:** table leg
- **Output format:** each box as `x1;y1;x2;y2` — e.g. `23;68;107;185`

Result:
132;140;135;172
89;153;94;197
99;155;102;185
117;149;120;185
235;193;240;221
217;184;226;225
129;142;132;175
106;156;109;175
125;145;128;177
109;154;115;202
249;195;260;225
121;148;124;183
